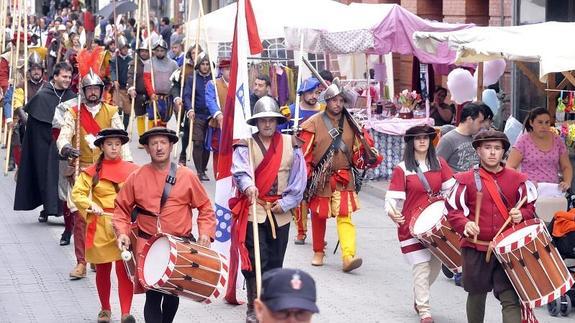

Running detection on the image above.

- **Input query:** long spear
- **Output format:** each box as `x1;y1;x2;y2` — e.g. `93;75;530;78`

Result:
126;0;143;139
4;0;22;175
144;0;158;127
186;1;202;161
172;0;193;159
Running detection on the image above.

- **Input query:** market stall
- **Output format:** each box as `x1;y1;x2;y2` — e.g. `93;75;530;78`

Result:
284;3;474;179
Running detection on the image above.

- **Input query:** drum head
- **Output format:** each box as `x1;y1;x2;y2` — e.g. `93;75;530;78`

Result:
143;236;171;286
495;224;538;249
412;200;445;235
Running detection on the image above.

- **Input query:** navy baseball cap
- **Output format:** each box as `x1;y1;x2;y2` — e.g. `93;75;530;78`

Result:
260;268;319;314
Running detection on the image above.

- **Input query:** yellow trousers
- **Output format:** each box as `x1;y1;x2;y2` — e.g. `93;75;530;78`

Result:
336;215;356;259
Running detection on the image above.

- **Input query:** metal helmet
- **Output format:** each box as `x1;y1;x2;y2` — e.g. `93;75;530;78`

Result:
194;51;210;70
246;96;287;126
138;39;150;51
152;39;168;50
323;78;343;102
117;35;129;49
81;69;104;101
28;51;45;69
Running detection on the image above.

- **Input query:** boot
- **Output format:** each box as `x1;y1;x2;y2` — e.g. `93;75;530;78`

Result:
69;263;86;280
245;277;258;323
311;252;325;266
342;255;362;273
59;230;72;246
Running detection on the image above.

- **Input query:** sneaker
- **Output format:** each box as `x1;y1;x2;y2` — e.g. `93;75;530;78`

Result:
69;263;86;280
97;309;111;323
59;230;71;246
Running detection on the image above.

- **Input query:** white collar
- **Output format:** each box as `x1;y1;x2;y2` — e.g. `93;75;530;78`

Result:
84;103;101;117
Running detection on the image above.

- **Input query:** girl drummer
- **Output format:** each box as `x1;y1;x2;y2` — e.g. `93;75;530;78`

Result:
71;128;139;323
384;125;455;323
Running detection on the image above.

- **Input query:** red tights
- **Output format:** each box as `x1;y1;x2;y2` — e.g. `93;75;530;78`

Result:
95;260;134;315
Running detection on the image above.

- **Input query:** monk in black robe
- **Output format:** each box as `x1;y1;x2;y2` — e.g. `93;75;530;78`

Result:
14;62;75;222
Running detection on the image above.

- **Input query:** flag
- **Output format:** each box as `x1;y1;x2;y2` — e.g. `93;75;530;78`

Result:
213;0;262;305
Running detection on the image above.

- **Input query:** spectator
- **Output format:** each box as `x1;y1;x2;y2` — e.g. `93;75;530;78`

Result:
250;74;271;112
430;86;455;126
255;268;319;323
170;24;185;47
169;40;184;67
506;107;572;191
159;17;171;47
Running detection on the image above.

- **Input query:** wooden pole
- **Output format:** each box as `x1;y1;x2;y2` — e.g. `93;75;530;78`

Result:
248;139;262;297
186;0;202;162
4;0;21;175
292;30;304;132
144;0;159;127
476;62;484;101
173;0;193;159
127;0;144;139
23;0;27;104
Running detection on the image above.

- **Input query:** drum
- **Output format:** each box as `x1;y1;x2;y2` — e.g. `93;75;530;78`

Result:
493;218;575;307
410;197;463;273
138;233;228;303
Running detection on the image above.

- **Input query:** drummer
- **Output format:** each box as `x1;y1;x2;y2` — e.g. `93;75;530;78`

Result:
384;125;455;323
113;127;216;323
445;130;537;323
71;129;139;323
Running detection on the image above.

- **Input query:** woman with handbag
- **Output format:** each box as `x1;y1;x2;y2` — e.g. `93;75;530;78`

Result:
71;128;139;323
384;125;455;323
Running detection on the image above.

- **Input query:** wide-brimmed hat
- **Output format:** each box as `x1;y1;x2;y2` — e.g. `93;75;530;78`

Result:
94;128;129;147
404;125;436;142
472;129;510;151
260;268;319;314
246;96;287;126
139;127;179;145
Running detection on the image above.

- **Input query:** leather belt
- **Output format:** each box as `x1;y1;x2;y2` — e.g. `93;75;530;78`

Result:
256;198;279;239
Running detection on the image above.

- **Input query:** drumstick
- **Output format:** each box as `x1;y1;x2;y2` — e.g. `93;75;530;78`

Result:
493;195;528;238
386;201;401;227
88;209;113;217
473;192;483;243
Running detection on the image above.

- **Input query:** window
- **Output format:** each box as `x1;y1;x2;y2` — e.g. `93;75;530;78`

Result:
307;52;326;73
261;38;293;66
218;42;232;59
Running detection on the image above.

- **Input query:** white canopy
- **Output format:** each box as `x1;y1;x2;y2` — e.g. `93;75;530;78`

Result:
413;21;575;82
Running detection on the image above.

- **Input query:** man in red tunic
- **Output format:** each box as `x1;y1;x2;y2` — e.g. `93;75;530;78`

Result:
446;130;538;323
114;127;216;323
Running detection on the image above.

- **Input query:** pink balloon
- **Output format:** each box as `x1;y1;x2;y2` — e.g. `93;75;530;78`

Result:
447;68;477;104
475;59;506;86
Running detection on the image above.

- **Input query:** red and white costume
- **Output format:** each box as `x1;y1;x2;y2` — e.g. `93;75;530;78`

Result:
385;158;455;265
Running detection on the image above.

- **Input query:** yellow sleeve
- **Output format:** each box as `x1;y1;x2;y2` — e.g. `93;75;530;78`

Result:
13;88;24;110
71;172;93;220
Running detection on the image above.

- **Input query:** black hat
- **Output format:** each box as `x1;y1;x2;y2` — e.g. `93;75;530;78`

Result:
94;128;129;147
260;268;319;314
472;129;510;151
139;127;179;145
404;125;436;142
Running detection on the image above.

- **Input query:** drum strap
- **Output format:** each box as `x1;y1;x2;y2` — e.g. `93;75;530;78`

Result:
415;165;433;195
133;162;177;219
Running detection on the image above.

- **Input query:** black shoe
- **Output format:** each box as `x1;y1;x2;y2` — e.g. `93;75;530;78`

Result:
442;264;454;279
60;230;72;246
199;173;210;181
38;211;48;223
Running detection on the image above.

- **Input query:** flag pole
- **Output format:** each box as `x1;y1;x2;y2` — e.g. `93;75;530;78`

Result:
127;0;143;140
173;0;193;159
292;29;305;132
186;0;202;162
247;139;262;297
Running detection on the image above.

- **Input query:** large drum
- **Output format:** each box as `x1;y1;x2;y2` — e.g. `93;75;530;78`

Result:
410;197;463;273
138;233;228;303
493;218;574;307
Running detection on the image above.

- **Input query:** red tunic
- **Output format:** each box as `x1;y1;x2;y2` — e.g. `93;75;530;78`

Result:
386;158;454;265
446;166;537;251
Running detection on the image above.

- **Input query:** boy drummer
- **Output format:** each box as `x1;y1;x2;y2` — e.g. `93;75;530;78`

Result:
445;130;538;323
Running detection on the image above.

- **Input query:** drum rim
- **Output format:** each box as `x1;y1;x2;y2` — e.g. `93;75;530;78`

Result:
524;274;575;307
409;196;446;238
138;233;177;290
493;218;542;254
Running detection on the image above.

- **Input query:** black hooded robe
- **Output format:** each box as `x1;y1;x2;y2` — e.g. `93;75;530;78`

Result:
14;82;76;215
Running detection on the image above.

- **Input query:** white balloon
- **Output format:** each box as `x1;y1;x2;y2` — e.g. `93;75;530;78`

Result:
475;59;506;86
447;68;477;104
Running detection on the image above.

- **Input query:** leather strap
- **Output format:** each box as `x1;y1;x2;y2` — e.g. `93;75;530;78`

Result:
321;112;348;155
133;162;177;221
415;164;432;195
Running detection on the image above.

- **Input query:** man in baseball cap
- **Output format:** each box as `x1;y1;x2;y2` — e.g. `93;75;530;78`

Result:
255;268;319;323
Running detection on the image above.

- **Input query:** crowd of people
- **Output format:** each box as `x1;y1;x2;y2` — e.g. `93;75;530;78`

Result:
2;2;575;323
